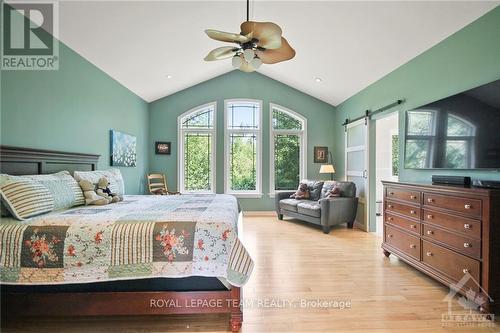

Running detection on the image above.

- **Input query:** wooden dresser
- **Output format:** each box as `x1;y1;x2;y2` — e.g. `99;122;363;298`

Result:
381;181;500;314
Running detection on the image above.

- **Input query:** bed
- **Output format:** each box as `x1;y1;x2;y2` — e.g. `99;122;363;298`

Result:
0;146;252;332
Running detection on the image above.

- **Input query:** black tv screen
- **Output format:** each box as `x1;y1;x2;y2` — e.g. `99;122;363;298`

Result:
404;79;500;169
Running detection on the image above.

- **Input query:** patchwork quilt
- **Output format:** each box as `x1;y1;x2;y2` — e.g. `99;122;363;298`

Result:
0;194;253;287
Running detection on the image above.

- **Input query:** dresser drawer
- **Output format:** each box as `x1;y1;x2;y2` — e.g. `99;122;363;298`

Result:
386;200;420;220
385;225;420;260
385;212;420;235
423;209;481;239
422;224;481;259
422;240;480;291
423;193;482;218
386;187;421;204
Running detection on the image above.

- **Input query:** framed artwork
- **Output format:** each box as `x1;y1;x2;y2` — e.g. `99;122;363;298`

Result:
314;146;328;163
110;130;137;167
155;141;171;155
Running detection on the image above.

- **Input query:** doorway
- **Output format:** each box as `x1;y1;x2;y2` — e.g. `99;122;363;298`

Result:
374;112;399;235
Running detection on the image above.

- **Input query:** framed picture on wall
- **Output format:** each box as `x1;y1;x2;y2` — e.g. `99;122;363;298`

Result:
314;146;328;163
155;141;171;155
110;130;137;167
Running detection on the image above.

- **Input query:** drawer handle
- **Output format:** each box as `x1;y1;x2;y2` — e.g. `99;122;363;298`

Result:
410;225;416;229
410;244;416;249
410;195;416;199
427;214;433;219
427;230;434;235
410;210;416;215
389;192;394;195
388;204;393;208
427;198;434;203
464;243;472;248
464;224;471;229
463;268;469;274
426;251;433;257
388;234;393;238
464;204;471;210
387;217;393;221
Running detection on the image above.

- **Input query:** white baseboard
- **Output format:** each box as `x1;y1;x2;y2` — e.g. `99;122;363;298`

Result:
243;211;276;217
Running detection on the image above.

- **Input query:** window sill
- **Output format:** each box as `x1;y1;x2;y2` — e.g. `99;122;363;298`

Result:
268;191;294;198
227;193;263;199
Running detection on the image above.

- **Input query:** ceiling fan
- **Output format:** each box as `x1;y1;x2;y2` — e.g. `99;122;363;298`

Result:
203;0;295;72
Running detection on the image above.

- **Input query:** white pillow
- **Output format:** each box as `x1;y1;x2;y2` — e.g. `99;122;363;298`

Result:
73;169;125;196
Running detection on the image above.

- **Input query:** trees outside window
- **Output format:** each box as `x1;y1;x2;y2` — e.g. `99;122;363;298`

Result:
178;103;216;193
224;100;262;197
270;104;306;194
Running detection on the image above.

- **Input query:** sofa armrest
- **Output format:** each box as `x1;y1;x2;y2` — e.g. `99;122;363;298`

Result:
275;191;296;215
319;197;359;227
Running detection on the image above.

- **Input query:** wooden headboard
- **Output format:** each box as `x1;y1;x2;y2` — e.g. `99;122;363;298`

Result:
0;146;100;175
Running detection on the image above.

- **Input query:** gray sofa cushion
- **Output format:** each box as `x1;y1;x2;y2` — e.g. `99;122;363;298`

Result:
279;198;300;212
301;179;324;201
321;181;356;198
297;201;321;217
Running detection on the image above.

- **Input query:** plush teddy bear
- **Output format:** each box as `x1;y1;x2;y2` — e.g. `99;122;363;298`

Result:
325;186;342;199
96;177;122;203
78;179;109;206
290;182;310;200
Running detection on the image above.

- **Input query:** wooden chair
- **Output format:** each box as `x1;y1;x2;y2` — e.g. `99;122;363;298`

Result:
146;173;180;195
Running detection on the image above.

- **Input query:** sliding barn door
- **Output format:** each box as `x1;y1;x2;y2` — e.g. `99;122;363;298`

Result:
345;118;370;231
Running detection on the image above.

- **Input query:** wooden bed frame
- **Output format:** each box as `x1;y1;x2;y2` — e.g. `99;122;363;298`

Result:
0;145;243;332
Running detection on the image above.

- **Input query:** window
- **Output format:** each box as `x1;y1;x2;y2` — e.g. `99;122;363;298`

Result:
224;100;262;197
444;114;476;168
405;109;437;168
270;104;306;195
178;103;216;193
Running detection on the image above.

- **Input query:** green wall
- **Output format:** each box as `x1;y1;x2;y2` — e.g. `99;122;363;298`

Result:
333;6;500;229
149;71;335;210
1;42;149;194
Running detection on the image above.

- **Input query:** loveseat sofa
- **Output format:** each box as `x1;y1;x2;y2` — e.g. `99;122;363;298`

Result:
275;180;358;233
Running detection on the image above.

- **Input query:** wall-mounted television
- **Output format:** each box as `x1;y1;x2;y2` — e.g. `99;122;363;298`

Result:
404;79;500;170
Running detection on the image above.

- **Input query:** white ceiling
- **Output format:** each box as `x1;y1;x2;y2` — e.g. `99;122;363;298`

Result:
56;1;499;105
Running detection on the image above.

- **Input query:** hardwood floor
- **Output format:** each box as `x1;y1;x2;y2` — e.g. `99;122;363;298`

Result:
3;215;499;332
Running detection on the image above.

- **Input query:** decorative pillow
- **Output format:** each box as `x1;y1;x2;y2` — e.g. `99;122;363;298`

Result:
0;179;54;220
290;183;310;200
325;186;342;199
73;169;125;196
21;171;85;210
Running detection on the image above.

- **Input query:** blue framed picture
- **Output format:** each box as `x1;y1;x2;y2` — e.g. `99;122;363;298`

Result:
110;130;137;167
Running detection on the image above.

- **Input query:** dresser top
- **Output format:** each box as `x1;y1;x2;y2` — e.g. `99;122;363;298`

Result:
381;180;500;197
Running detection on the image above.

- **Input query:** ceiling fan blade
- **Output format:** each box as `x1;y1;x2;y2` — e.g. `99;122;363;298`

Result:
204;46;239;61
240;21;282;49
205;29;249;43
255;37;295;64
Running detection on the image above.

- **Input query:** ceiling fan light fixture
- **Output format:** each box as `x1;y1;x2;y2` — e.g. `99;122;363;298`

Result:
232;55;243;68
250;56;262;69
243;49;255;62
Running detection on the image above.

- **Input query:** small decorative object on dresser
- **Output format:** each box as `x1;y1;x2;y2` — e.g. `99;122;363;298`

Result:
314;146;328;163
110;130;137;167
155;141;171;155
381;181;500;315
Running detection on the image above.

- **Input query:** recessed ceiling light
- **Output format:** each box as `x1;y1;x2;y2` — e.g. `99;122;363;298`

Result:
315;77;322;83
166;75;173;79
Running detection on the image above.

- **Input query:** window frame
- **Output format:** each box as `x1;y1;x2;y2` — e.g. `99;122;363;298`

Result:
269;103;307;197
177;102;217;194
223;99;263;198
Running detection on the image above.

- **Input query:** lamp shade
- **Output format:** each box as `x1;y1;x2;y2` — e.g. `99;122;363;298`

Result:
319;164;335;174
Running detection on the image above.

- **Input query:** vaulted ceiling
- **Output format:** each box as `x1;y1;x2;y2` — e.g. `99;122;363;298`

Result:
56;1;498;105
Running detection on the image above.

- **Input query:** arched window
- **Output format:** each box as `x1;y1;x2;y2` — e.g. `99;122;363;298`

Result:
270;103;307;194
178;102;216;193
445;114;476;168
224;99;262;197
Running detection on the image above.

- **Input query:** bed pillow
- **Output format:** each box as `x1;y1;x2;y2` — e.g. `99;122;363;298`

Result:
20;171;85;210
0;178;54;220
73;169;125;196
